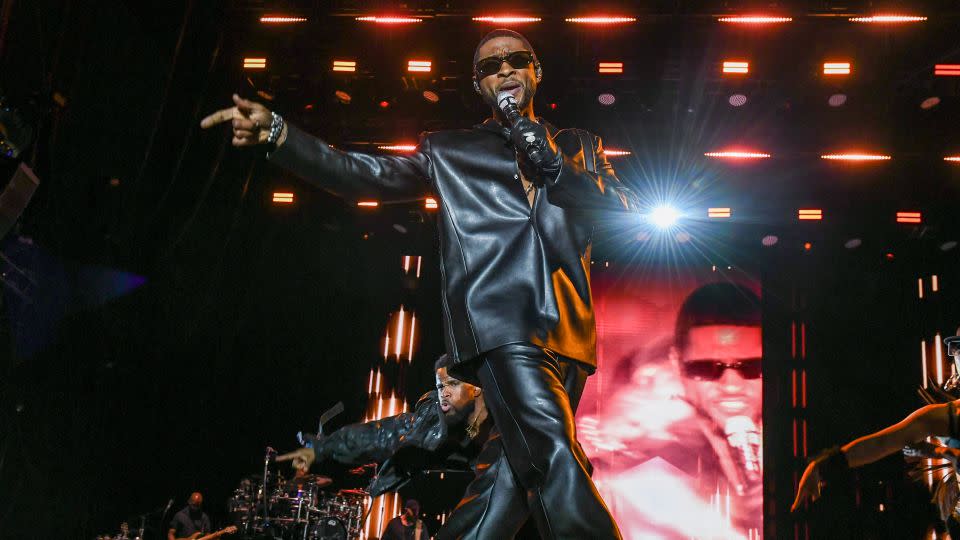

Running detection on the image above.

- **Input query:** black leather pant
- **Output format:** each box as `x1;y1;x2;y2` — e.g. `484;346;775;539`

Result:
438;343;622;539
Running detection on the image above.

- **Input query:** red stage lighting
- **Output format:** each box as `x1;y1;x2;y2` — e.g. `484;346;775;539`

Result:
717;15;792;24
272;192;294;204
828;94;848;107
849;14;927;23
798;209;823;221
728;94;748;107
597;93;616;106
422;90;440;103
896;211;922;224
722;61;749;75
356;16;422;24
333;60;357;72
378;100;390;109
378;144;417;152
425;197;439;210
565;16;636;24
407;60;432;73
603;149;631;157
945;156;960;162
823;62;851;75
803;242;813;251
821;153;891;161
708;208;732;218
598;62;624;74
935;64;960;76
260;15;307;23
473;16;541;23
243;58;267;69
549;102;558;110
335;91;352;104
704;150;770;159
357;200;380;208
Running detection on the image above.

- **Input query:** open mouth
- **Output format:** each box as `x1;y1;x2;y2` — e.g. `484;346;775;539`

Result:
440;401;451;411
498;80;523;99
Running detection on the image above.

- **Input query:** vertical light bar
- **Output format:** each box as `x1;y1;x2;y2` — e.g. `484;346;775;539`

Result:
801;370;807;408
416;256;422;278
922;340;928;388
936;333;944;384
368;368;374;394
791;370;797;407
395;307;405;358
408;313;417;362
403;255;411;273
933;275;939;292
919;278;924;299
383;333;390;359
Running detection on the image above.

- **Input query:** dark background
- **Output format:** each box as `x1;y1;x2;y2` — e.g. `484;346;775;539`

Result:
1;1;959;538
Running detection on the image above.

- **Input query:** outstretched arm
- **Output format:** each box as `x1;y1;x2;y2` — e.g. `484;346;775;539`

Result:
201;95;431;200
792;401;953;510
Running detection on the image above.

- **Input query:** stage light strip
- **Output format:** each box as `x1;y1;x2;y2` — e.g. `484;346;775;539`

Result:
849;15;927;23
820;153;891;161
272;192;294;204
704;151;770;159
332;60;357;72
708;207;732;218
260;15;307;23
935;64;960;76
922;340;928;389
378;144;417;152
798;209;823;220
722;61;749;74
243;57;267;69
356;16;423;23
933;275;939;292
936;333;944;385
565;16;637;24
604;149;631;157
717;15;793;24
407;60;432;72
473;16;541;23
896;211;922;224
357;200;380;208
598;62;624;74
919;278;925;299
823;62;851;75
425;197;439;210
944;156;960;162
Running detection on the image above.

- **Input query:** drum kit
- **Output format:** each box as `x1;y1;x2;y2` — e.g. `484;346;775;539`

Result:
227;448;368;540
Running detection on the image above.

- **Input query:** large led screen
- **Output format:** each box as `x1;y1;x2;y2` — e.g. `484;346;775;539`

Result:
577;268;763;540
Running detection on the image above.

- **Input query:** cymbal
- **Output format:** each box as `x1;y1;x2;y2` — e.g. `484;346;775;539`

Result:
337;488;368;496
284;474;333;488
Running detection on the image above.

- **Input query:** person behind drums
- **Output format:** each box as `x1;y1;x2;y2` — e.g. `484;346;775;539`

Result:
382;499;428;540
168;492;211;540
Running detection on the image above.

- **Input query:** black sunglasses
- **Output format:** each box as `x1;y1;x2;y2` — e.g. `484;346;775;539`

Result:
475;51;535;79
681;358;762;381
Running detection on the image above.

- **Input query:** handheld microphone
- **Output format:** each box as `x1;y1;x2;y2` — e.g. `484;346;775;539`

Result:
497;91;544;164
724;415;762;485
162;498;173;518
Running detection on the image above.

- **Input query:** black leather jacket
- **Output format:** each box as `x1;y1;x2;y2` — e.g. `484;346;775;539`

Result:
307;392;482;497
270;118;639;372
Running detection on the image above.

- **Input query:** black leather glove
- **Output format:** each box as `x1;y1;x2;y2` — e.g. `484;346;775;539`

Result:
509;117;562;182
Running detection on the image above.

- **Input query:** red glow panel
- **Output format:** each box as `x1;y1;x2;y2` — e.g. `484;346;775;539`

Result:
473;16;541;23
704;150;770;159
820;153;891;161
935;64;960;76
243;58;267;69
823;62;851;75
708;207;732;218
425;197;439;210
722;61;749;74
896;211;922;224
357;200;380;208
604;149;632;157
946;156;960;162
332;60;356;72
598;62;624;74
849;15;927;23
272;192;294;204
798;209;823;220
378;144;417;152
407;60;432;73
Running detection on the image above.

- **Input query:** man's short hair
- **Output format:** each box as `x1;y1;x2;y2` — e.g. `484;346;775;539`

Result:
473;29;538;67
674;282;761;352
434;353;454;371
404;498;421;515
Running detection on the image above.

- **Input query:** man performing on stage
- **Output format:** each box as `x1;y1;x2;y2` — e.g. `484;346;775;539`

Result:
202;29;637;538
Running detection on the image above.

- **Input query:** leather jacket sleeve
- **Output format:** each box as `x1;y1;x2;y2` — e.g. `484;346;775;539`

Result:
313;392;446;465
268;124;432;200
545;131;640;214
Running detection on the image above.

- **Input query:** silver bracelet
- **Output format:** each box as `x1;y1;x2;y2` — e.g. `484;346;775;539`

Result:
267;111;284;145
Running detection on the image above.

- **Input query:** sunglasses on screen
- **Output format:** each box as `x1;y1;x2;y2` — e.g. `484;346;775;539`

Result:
475;51;535;79
681;358;762;381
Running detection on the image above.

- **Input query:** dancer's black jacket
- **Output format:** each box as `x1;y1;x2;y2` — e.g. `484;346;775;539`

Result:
269;118;640;376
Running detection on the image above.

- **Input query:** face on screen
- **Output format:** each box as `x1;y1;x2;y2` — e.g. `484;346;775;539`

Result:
678;325;762;428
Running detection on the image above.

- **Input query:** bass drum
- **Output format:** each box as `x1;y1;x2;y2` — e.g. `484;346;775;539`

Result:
308;515;348;540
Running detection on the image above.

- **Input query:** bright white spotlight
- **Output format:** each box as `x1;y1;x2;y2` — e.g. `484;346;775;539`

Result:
649;205;680;229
